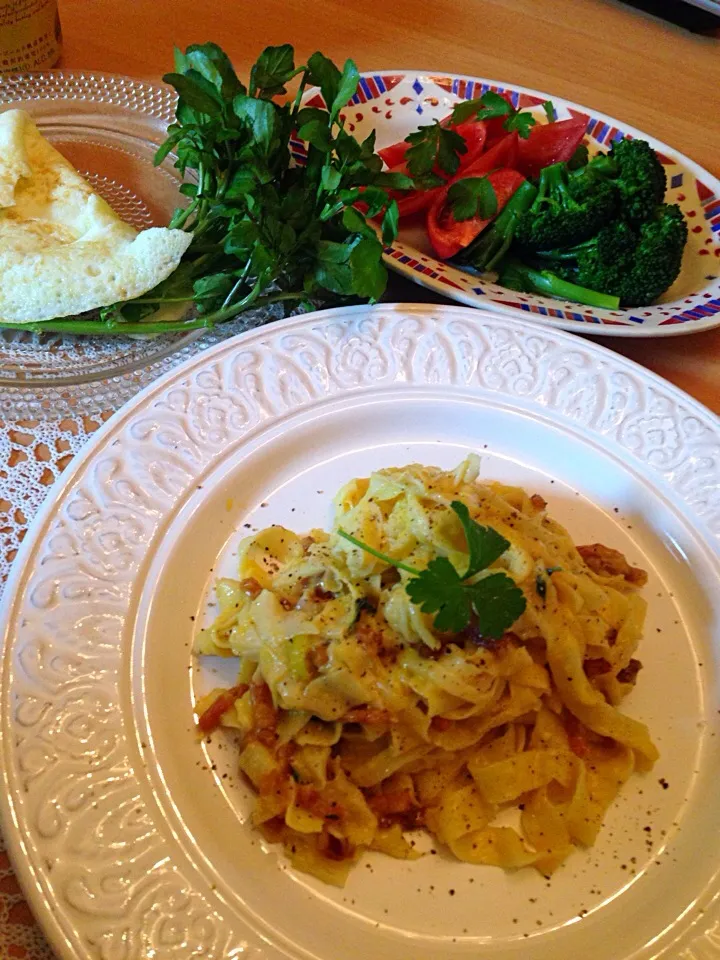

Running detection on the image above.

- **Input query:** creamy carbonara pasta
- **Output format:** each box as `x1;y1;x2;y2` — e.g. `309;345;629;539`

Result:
194;456;656;885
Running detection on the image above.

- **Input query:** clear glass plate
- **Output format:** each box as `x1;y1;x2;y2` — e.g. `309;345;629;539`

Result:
0;70;208;416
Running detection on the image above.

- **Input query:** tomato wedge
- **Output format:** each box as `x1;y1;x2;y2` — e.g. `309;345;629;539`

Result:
379;118;487;175
427;167;526;260
384;160;441;217
396;184;441;217
457;131;519;181
378;140;409;169
380;119;488;219
517;117;588;179
451;118;487;172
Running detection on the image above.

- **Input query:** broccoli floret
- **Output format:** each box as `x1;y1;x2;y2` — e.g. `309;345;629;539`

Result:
586;137;666;224
454;180;538;272
514;162;617;251
498;257;620;310
537;204;688;307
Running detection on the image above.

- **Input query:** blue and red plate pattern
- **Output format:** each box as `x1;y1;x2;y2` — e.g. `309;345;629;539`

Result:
300;72;720;337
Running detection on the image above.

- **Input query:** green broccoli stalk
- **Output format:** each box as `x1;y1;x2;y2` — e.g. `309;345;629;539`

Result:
498;258;621;310
585;137;666;224
514;161;617;251
535;204;687;307
454;180;538;272
567;143;590;171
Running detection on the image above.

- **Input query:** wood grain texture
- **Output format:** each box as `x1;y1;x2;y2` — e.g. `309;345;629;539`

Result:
57;0;720;412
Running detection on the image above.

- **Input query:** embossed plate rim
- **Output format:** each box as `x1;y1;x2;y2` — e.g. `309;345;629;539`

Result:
1;302;719;960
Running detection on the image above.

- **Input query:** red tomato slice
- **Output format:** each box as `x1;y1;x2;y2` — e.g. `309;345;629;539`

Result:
384;159;441;218
453;118;487;172
479;91;517;146
379;118;487;205
396;185;442;217
378;140;409;169
456;131;519;181
517;117;588;179
427;167;526;260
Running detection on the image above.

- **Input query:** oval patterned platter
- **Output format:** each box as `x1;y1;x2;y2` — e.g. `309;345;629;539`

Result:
1;303;719;960
300;73;720;336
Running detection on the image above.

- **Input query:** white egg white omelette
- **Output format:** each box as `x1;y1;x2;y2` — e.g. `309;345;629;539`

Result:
0;109;191;323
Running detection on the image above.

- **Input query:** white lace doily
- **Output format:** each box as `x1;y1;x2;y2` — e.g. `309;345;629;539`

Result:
0;415;76;959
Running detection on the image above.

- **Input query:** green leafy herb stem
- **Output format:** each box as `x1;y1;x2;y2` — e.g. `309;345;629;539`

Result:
12;42;412;336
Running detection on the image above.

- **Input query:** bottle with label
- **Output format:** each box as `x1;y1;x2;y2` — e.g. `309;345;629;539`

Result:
0;0;61;73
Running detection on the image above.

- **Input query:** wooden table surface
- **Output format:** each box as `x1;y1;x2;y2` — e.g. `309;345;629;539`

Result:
56;0;720;412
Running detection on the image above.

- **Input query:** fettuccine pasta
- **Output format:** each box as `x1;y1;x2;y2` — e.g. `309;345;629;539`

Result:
194;456;656;885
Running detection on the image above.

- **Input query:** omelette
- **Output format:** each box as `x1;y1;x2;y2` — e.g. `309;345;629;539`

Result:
0;109;191;323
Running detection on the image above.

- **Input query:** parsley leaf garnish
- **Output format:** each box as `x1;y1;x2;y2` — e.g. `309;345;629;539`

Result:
467;572;528;638
338;499;526;638
404;121;467;184
504;110;536;139
451;90;511;125
447;176;498;222
450;90;548;141
450;500;509;574
406;556;473;633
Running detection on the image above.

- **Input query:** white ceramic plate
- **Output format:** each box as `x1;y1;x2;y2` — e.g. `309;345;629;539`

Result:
1;303;719;960
301;73;720;336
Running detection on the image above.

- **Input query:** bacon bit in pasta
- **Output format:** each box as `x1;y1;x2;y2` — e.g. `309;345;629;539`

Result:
368;789;415;818
306;643;329;677
196;683;249;734
564;713;589;758
312;585;336;602
530;494;547;511
456;624;522;651
279;596;295;610
352;596;378;624
259;767;291;800
260;816;286;843
577;544;648;586
250;680;279;747
343;706;391;726
352;620;384;657
398;806;425;830
239;577;262;599
380;567;401;588
431;716;453;733
300;536;315;552
584;657;612;678
317;829;353;861
296;784;346;820
617;658;643;685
